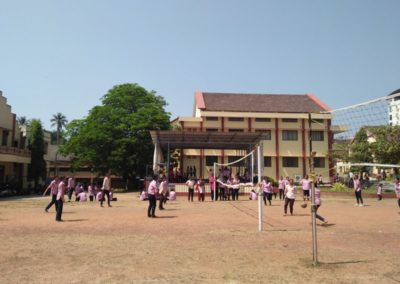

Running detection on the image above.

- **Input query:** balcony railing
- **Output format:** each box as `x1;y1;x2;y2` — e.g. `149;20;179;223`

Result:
0;146;31;157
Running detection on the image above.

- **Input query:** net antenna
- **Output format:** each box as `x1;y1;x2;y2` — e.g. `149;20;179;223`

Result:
213;142;264;232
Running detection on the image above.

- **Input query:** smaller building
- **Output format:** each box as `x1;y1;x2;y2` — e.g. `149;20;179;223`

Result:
388;89;400;126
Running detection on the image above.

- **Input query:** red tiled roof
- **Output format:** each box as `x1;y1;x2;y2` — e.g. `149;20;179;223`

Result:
200;92;330;113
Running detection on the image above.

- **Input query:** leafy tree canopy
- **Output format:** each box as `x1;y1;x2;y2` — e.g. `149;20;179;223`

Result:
28;119;46;188
60;83;171;180
370;125;400;165
349;128;373;163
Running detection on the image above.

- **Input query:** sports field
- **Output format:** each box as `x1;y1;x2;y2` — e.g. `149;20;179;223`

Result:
0;193;399;284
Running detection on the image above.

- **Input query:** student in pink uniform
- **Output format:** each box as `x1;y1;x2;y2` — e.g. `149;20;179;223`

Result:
186;178;195;202
284;179;297;216
353;174;364;206
147;175;158;218
314;184;328;225
197;178;205;202
209;173;216;201
66;176;75;202
395;178;400;208
377;183;383;201
278;176;285;200
158;176;168;210
249;189;258;201
301;175;311;201
78;191;87;202
101;173;111;207
43;176;59;213
140;190;148;201
168;189;176;201
262;177;273;206
55;177;66;222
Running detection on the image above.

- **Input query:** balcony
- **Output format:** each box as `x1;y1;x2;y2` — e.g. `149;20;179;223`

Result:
0;146;31;163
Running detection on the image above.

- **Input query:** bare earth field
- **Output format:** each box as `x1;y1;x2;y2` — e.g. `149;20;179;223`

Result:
0;192;399;284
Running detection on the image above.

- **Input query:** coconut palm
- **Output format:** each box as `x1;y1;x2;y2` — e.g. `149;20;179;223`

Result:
50;113;68;146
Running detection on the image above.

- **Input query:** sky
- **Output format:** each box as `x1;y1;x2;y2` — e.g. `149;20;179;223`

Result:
1;0;399;131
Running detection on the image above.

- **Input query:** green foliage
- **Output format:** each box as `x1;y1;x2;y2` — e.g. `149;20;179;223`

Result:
370;125;400;165
349;128;373;164
51;112;68;145
331;182;349;192
60;83;171;181
27;119;46;189
331;141;350;163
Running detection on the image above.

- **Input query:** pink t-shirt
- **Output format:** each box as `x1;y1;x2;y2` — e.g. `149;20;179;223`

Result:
302;179;311;190
395;183;400;197
249;192;258;200
377;185;383;195
48;180;58;195
140;191;147;201
96;192;103;201
262;181;273;193
147;180;157;195
353;179;361;192
209;176;215;191
169;191;176;201
315;188;321;205
78;192;87;201
278;179;285;190
56;181;66;201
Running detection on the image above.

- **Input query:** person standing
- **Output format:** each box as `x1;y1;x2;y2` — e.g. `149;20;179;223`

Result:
377;183;383;201
147;175;158;218
43;176;59;212
278;176;285;200
301;175;311;201
66;176;75;202
232;175;240;201
209;172;216;201
353;174;364;207
197;178;205;202
284;179;297;216
55;177;66;222
186;177;195;202
101;173;112;207
262;177;273;206
158;176;168;210
395;178;400;209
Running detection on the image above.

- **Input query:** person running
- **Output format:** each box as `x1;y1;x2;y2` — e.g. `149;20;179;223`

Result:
147;175;158;218
43;176;59;213
158;176;168;210
186;177;195;202
284;179;297;216
100;173;112;207
55;177;66;222
278;176;285;200
66;176;75;202
314;184;328;225
301;175;311;201
353;174;364;207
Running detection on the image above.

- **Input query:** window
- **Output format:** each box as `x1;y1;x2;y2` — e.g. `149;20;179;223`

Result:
264;157;271;167
311;131;324;141
228;156;245;166
282;130;298;141
228;117;244;122
206;128;218;132
206;116;219;121
228;129;244;132
313;157;325;168
282;118;298;123
255;118;271;122
282;157;298;167
184;128;198;132
2;130;9;146
255;129;271;140
206;156;218;167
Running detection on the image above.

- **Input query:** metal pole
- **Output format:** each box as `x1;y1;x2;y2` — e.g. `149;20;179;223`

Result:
309;113;318;265
257;143;263;232
166;143;170;182
213;162;217;201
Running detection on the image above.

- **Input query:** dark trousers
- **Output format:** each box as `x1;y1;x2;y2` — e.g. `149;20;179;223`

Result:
303;190;310;200
284;198;295;215
279;189;284;200
148;194;156;217
101;190;110;206
199;193;205;202
355;191;363;205
55;199;63;221
397;198;400;208
67;187;74;201
220;188;225;200
377;194;382;201
233;188;239;200
45;194;57;211
159;194;165;209
263;192;272;205
188;188;194;202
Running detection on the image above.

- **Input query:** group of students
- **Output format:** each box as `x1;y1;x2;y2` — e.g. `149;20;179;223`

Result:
43;174;113;221
143;175;176;218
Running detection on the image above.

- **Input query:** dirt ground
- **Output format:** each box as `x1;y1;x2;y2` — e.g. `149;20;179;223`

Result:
0;192;399;284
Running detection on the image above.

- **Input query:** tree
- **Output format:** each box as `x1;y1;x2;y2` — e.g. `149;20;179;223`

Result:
61;83;171;189
50;112;67;146
28;119;46;192
370;125;400;165
349;128;373;174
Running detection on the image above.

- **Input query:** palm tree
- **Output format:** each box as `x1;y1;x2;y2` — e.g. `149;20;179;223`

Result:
17;116;27;126
50;113;68;175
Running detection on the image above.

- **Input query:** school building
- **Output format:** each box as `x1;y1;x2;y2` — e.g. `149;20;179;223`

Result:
153;91;339;182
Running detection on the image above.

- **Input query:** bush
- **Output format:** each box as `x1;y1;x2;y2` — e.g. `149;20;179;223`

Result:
331;183;350;192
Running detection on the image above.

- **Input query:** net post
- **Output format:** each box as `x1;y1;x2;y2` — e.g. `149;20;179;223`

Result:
257;142;264;232
213;162;217;201
309;113;318;265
